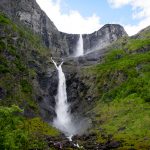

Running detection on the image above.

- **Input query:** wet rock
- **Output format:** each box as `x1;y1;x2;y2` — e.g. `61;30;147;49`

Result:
23;106;36;118
36;69;58;121
106;141;121;149
38;73;51;90
118;127;126;131
46;135;80;150
28;60;42;73
0;87;6;100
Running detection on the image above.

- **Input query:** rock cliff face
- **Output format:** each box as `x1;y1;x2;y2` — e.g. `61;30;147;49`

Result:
0;0;128;123
83;24;127;53
0;0;127;58
0;0;128;121
59;32;79;56
0;0;63;57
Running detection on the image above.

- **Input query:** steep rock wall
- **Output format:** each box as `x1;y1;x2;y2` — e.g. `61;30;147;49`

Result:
0;0;127;122
83;24;127;53
0;0;127;58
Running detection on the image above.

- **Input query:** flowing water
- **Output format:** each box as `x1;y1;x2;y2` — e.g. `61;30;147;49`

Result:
51;58;76;137
75;34;84;57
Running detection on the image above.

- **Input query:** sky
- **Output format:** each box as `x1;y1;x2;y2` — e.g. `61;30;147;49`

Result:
36;0;150;36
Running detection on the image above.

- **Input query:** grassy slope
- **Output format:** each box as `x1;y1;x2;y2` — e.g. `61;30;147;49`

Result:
86;29;150;149
0;13;60;149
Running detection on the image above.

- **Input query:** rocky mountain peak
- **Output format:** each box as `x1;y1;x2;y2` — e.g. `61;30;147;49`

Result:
0;0;58;32
0;0;128;58
83;24;127;53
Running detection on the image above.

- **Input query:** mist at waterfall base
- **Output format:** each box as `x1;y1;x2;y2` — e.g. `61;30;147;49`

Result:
74;34;84;57
51;58;90;138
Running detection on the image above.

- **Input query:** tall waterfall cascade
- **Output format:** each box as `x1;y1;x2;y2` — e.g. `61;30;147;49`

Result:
51;58;76;137
75;34;84;57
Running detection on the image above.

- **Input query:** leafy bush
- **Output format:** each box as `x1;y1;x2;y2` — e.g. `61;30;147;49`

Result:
0;105;28;150
20;79;32;93
0;14;11;24
0;106;60;150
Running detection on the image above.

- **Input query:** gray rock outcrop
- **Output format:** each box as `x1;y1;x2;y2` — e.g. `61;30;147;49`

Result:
83;24;127;53
0;0;127;58
0;0;63;57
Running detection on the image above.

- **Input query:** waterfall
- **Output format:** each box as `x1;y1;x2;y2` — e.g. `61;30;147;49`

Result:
51;58;75;137
75;34;84;57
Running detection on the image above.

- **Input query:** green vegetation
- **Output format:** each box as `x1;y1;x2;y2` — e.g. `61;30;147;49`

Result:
93;95;150;149
87;31;150;149
125;39;150;51
20;79;32;93
0;13;60;149
0;105;60;150
25;117;60;149
0;105;28;150
0;14;11;24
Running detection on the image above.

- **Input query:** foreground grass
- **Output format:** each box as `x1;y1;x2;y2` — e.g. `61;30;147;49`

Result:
93;95;150;149
0;105;60;150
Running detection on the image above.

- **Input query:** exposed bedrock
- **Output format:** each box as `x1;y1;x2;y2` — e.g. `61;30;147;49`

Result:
0;0;127;58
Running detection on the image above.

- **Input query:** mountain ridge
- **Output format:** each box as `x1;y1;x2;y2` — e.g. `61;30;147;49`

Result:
0;0;127;57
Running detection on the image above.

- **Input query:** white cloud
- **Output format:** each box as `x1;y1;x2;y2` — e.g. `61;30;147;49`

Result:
108;0;132;8
108;0;150;35
36;0;102;34
36;0;150;36
125;17;150;35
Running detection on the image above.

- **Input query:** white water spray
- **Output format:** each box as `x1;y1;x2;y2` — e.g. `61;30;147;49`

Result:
51;58;76;137
75;34;84;57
